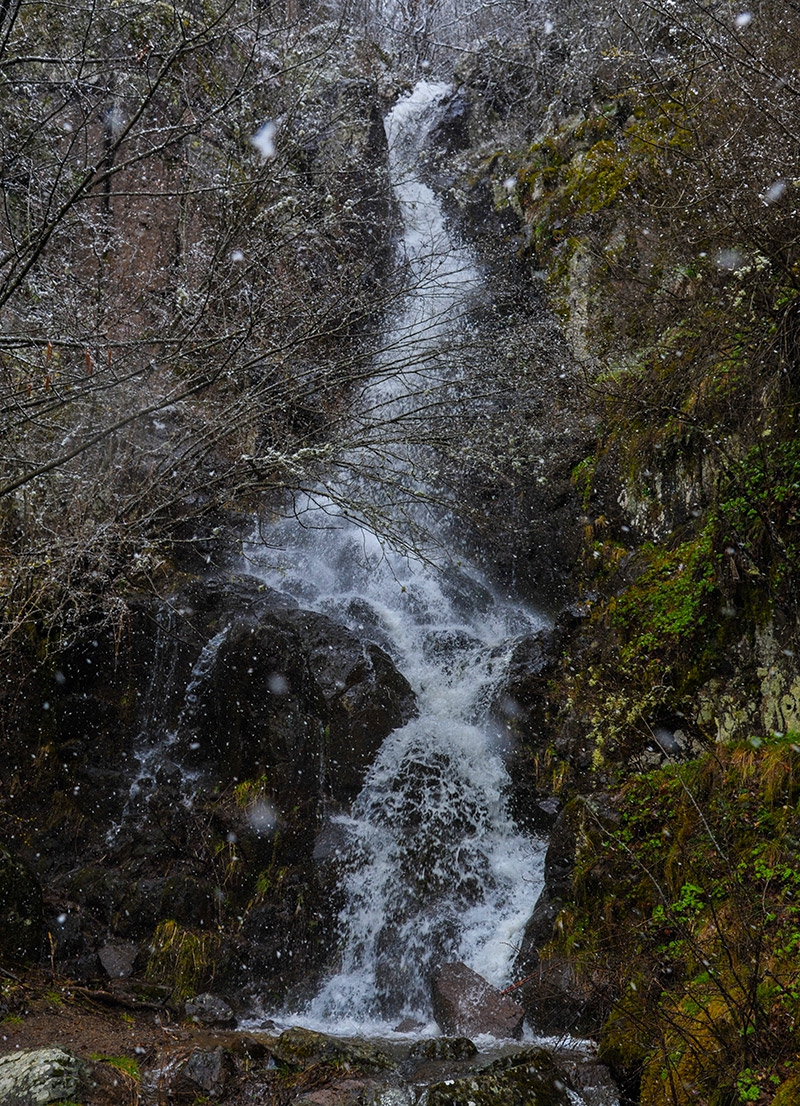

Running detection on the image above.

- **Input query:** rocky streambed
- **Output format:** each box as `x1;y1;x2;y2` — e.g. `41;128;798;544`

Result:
0;971;618;1106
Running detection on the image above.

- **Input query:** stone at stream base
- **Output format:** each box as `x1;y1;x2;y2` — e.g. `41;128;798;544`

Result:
140;1045;234;1105
0;1047;88;1105
98;940;139;979
294;1080;377;1106
426;1046;618;1106
432;962;525;1040
184;991;236;1027
409;1036;477;1061
271;1027;395;1073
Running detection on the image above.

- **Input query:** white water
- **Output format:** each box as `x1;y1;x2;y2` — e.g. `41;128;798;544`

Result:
248;81;547;1035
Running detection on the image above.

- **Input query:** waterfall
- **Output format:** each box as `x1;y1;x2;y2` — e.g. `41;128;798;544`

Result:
249;81;547;1035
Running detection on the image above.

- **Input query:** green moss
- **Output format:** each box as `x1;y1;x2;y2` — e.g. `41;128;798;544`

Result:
611;529;719;657
571;456;597;510
597;987;651;1086
145;919;221;1002
773;1071;800;1105
551;736;800;1104
90;1054;140;1079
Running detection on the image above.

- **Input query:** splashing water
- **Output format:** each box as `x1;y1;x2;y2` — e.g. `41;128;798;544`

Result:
248;81;547;1035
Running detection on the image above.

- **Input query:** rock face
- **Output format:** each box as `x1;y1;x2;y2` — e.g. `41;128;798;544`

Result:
431;962;525;1040
0;851;43;963
3;573;416;1003
515;798;619;1036
0;1047;87;1106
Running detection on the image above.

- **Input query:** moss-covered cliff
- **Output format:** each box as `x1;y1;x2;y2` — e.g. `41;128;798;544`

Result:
445;5;800;1102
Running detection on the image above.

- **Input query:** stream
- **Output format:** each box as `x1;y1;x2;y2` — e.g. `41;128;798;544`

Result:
249;82;546;1034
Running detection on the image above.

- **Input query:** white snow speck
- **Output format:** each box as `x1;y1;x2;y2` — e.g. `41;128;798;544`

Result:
268;673;289;695
249;800;277;834
716;248;744;272
544;19;555;33
231;249;245;262
504;176;516;193
251;120;277;160
762;180;787;204
735;11;752;25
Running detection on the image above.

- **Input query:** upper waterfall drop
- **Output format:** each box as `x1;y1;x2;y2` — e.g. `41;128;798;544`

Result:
250;80;547;1036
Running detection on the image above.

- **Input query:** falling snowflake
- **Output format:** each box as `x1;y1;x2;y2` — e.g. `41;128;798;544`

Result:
762;180;787;204
251;120;277;160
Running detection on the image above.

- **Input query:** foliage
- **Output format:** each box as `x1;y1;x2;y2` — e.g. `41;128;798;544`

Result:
0;0;396;666
548;734;800;1104
145;919;221;1001
90;1054;141;1080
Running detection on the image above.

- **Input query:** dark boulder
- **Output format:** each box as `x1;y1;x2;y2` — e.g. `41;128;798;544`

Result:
184;992;236;1027
426;1047;570;1106
431;962;525;1040
177;583;416;808
425;1045;618;1106
140;1045;233;1105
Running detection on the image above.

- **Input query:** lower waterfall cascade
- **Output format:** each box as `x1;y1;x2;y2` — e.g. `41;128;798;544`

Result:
247;80;548;1036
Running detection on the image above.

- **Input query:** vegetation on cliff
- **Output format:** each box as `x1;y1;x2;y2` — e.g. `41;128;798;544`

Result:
452;2;800;1101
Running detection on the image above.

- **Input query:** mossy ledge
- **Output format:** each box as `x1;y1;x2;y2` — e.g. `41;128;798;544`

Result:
450;18;800;1104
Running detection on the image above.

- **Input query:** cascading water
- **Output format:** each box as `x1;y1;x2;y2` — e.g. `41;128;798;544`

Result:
249;81;547;1035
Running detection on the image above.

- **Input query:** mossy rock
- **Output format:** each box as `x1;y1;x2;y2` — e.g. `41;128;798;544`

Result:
271;1028;395;1073
773;1071;800;1105
597;992;649;1097
427;1048;570;1106
409;1036;477;1061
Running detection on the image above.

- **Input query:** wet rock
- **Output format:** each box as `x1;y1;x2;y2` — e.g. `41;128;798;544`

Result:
271;1028;395;1073
394;1017;425;1032
98;941;139;979
184;992;236;1027
409;1037;477;1060
424;1046;619;1106
181;589;415;806
141;1046;233;1105
431;962;525;1040
426;1047;570;1106
516;798;618;1035
284;609;417;801
294;1080;375;1106
0;850;43;963
552;1049;620;1106
181;1047;232;1095
0;1047;87;1105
